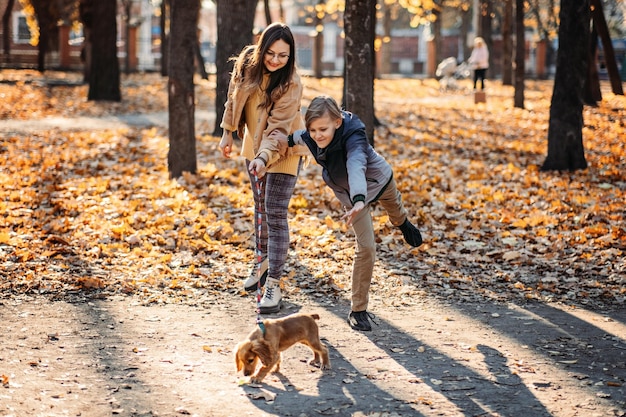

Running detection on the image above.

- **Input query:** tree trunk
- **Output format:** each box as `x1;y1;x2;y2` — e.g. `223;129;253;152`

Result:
480;0;493;76
30;0;58;73
87;0;121;101
263;0;271;26
160;0;169;77
79;0;93;83
37;26;48;72
312;0;325;79
2;0;15;62
123;0;131;74
541;0;589;172
343;0;376;145
501;0;513;85
277;0;285;22
168;0;199;178
583;24;601;105
213;0;257;137
460;5;472;63
432;8;443;75
590;0;623;95
513;0;524;109
194;38;208;79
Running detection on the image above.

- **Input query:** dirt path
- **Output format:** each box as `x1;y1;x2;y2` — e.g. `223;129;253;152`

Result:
1;292;624;417
0;110;215;134
1;75;624;416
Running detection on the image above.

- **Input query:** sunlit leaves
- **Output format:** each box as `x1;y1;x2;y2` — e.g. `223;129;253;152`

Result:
0;70;624;308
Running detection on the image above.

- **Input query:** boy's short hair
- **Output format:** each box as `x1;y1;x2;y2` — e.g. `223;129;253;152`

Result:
305;95;342;129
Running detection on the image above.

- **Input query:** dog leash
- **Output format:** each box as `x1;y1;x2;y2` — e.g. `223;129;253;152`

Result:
254;171;266;336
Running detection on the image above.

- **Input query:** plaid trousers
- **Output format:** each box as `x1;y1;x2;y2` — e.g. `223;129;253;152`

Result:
247;161;300;279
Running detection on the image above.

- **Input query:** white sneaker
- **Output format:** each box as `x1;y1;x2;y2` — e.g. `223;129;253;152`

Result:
243;258;268;292
259;278;282;314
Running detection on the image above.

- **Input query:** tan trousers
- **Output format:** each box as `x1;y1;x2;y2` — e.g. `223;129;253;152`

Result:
350;177;408;312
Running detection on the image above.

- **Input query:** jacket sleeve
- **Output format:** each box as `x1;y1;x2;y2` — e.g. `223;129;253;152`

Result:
219;67;239;133
345;132;369;204
284;129;311;157
256;77;304;165
220;50;252;136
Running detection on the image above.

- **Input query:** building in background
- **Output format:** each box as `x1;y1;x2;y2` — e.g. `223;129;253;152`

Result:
2;0;606;79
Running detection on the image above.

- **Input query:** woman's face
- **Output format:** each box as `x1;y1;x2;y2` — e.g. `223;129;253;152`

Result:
263;39;290;72
308;113;342;149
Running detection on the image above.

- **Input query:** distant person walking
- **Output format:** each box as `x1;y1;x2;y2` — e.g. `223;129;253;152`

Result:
468;37;489;91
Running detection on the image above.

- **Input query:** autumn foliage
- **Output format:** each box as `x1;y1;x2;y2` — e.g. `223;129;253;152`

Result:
0;70;624;307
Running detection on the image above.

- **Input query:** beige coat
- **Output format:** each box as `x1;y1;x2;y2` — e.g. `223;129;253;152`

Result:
220;69;308;173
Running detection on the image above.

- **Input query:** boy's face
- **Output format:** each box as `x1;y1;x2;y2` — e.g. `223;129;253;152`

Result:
308;114;342;149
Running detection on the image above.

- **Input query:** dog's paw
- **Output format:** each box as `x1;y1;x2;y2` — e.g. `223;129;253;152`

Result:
308;359;321;368
309;359;332;370
249;376;264;384
315;359;331;370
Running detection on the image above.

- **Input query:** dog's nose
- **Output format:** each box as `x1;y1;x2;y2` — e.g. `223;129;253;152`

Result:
244;370;251;376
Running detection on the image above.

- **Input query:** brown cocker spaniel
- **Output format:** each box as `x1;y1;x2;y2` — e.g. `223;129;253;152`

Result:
234;313;331;383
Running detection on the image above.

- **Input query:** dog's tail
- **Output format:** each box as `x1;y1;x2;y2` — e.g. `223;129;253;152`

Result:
311;314;320;321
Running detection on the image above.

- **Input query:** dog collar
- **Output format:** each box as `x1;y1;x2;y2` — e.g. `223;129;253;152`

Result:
257;320;266;336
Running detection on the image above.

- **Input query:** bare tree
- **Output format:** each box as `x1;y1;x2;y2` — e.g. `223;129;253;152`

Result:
513;0;524;109
431;4;443;76
29;0;58;72
459;2;472;61
343;0;376;144
584;22;602;105
78;0;93;83
312;0;325;79
479;0;493;71
213;0;257;137
528;0;558;79
501;0;513;85
2;0;16;62
168;0;199;178
263;0;271;25
160;0;169;76
86;0;120;101
121;0;134;75
591;0;623;95
541;0;590;172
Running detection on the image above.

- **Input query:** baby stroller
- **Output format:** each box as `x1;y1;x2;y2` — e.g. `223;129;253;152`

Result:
436;57;471;91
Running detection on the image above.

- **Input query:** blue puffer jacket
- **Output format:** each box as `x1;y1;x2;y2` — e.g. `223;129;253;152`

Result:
296;111;393;208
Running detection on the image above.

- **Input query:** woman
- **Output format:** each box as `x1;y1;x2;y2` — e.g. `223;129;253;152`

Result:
468;37;489;91
219;22;306;313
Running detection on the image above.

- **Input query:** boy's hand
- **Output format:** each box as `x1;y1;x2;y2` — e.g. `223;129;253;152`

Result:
269;130;288;155
248;158;267;178
341;201;365;226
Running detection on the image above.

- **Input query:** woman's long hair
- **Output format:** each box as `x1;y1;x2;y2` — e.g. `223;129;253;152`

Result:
231;22;296;109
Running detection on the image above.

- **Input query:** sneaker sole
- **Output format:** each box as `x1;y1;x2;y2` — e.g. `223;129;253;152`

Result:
347;316;372;331
259;300;282;314
348;321;372;331
244;270;268;292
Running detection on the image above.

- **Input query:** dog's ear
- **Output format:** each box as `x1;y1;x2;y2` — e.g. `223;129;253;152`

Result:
234;342;244;372
251;339;272;365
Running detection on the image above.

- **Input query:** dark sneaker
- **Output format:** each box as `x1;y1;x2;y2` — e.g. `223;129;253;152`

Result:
348;311;377;331
399;219;423;247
